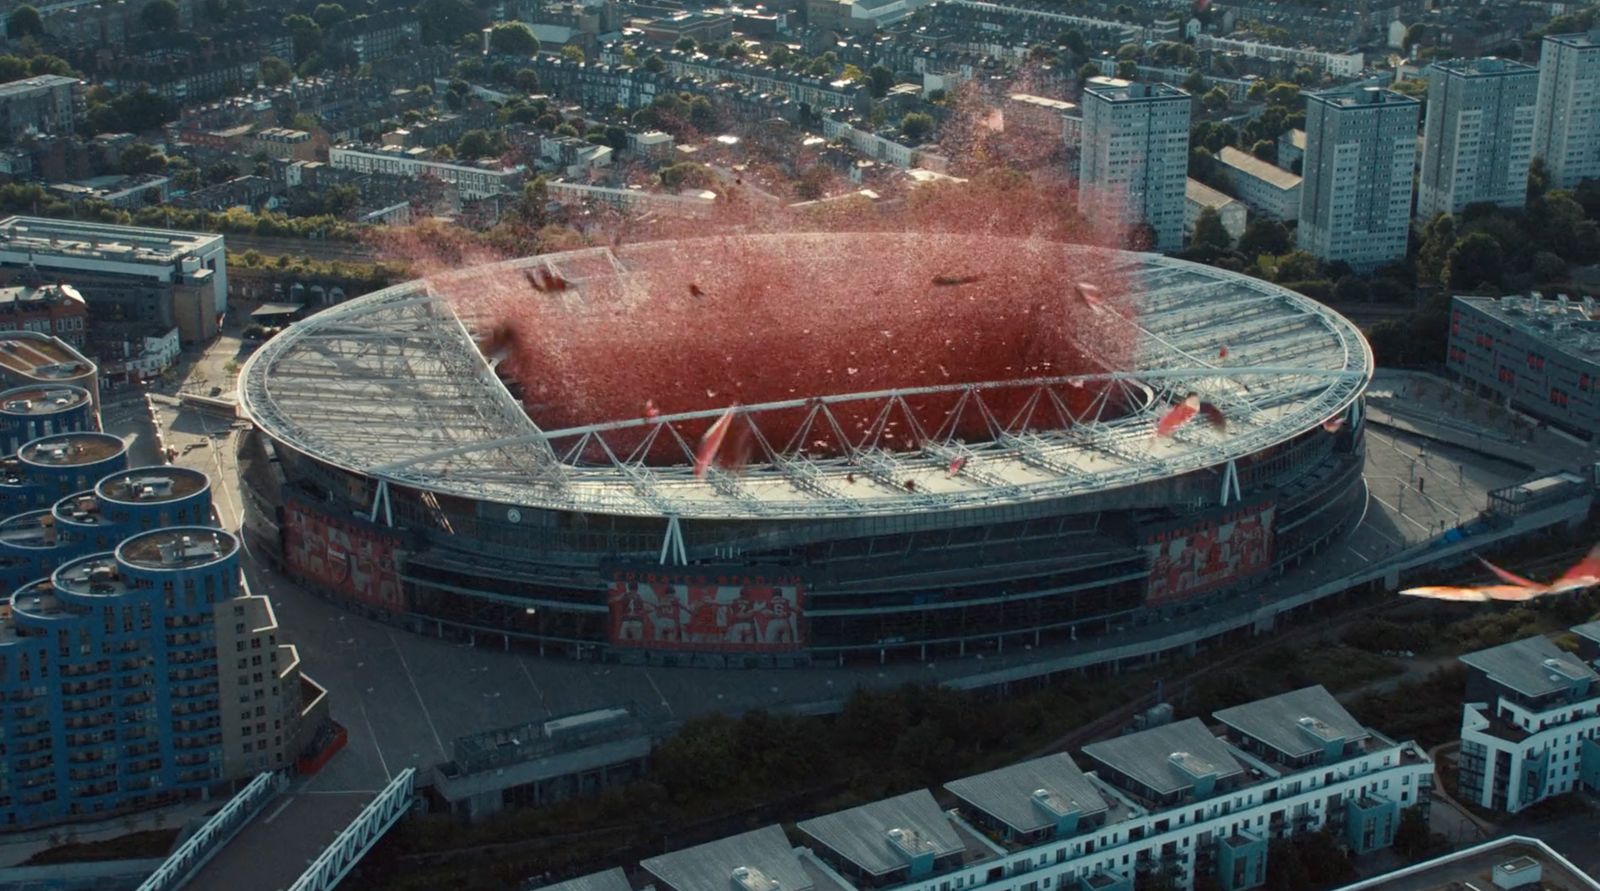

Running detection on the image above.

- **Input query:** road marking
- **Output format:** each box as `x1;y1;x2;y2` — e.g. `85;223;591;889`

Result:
357;697;392;783
644;671;674;718
262;796;294;824
518;659;551;717
390;631;449;759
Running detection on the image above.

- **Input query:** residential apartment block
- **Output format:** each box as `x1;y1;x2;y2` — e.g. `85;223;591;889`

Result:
558;686;1431;891
1185;179;1247;244
1078;79;1191;254
1216;147;1301;222
1418;57;1539;219
1456;628;1600;813
1298;87;1420;270
328;145;525;201
1533;31;1600;189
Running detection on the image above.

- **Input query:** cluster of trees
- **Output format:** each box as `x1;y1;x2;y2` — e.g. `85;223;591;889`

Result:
84;86;177;135
0;184;363;240
230;249;404;289
486;21;539;57
0;52;72;85
630;91;720;136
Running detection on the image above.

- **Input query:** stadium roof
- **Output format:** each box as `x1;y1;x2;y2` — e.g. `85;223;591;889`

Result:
1081;718;1245;798
1212;685;1368;760
944;753;1108;836
1459;636;1598;699
239;236;1371;520
797;790;963;877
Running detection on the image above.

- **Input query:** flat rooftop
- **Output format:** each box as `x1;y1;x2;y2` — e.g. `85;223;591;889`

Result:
797;790;964;877
1459;635;1598;699
1456;294;1600;367
0;283;84;310
117;528;237;571
1218;146;1303;190
0;334;94;381
944;753;1109;838
19;433;124;467
0;216;221;263
1185;178;1238;210
1306;86;1419;109
0;75;76;98
1006;93;1075;112
1334;835;1600;891
0;385;90;416
1432;56;1537;78
97;466;208;504
1213;685;1369;762
0;509;57;548
642;826;813;891
537;868;633;891
1081;718;1246;799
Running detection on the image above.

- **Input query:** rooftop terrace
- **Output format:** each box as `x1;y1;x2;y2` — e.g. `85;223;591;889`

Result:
117;528;237;571
0;385;90;416
18;433;124;467
97;467;208;504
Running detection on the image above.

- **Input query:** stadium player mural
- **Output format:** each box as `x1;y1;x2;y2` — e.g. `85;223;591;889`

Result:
607;568;805;652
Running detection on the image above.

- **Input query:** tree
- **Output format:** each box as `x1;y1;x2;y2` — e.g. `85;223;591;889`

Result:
516;175;548;227
6;5;43;39
901;112;934;142
1077;62;1100;85
1393;806;1431;861
488;21;539;56
204;161;239;185
1447;231;1504;289
312;3;347;28
260;56;293;87
119;143;166;175
723;41;747;59
1403;22;1428;53
417;0;480;46
659;161;710;191
1247;80;1268;101
1527;156;1549;205
1416;213;1455;287
1201;86;1230;113
840;63;865;83
514;67;540;92
1182;70;1205;94
1191;207;1232;255
674;36;695;52
560;44;585;63
1061;29;1087;59
1116;59;1137;79
141;0;180;31
1273;251;1319;283
687;95;717;132
1237;219;1291;258
1265;82;1300;108
1250;139;1276;162
643;54;664;73
867;64;894;98
456;128;499;158
282;14;322;62
1332;275;1370;304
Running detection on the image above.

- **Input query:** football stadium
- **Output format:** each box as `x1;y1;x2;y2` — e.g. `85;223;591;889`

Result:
237;233;1371;667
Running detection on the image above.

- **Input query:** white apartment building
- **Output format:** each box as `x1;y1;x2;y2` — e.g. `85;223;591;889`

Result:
1078;79;1191;254
1194;35;1364;78
1185;178;1247;243
580;686;1431;891
1298;87;1420;271
1216;147;1301;222
1533;31;1600;189
1456;627;1600;814
1418;57;1539;219
328;146;525;200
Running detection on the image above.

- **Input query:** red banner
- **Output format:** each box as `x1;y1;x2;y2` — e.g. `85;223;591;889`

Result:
606;567;805;653
1141;502;1276;606
283;498;407;613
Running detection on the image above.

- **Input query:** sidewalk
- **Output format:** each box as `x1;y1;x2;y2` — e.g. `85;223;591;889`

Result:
0;799;214;868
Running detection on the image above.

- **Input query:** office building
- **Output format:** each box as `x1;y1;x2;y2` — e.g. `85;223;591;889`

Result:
1418;57;1539;219
1533;31;1600;190
0;331;99;414
571;686;1431;891
1078;79;1191;253
1445;294;1600;439
1298;87;1420;270
0;218;227;343
1216;147;1302;221
1456;629;1600;813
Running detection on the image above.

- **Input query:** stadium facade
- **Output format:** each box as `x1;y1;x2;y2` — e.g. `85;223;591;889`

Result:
238;236;1373;667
